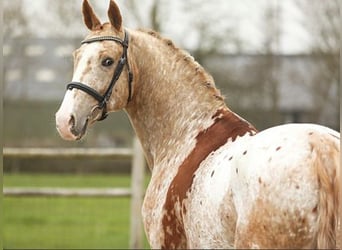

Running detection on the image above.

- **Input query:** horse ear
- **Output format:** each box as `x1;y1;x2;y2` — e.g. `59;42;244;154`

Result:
82;0;101;30
107;0;122;31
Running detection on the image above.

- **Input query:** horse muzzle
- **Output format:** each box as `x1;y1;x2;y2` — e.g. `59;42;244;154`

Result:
55;110;89;141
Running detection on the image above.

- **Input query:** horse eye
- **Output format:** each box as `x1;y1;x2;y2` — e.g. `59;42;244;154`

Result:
101;58;114;67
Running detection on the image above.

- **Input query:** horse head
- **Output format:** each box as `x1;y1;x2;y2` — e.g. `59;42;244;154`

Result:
55;0;133;140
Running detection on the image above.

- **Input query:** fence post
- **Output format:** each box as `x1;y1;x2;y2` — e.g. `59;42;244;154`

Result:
129;137;145;249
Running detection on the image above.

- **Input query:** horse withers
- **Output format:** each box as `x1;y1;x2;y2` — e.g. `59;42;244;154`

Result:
55;0;340;248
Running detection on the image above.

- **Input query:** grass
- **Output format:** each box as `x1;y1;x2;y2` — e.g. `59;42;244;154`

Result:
3;173;150;249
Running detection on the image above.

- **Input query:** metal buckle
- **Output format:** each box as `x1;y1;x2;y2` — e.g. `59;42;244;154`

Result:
89;105;106;122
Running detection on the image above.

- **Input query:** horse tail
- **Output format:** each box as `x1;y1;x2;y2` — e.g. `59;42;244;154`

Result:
311;132;340;249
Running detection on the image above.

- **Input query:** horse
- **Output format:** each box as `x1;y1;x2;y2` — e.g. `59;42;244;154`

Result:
55;0;340;248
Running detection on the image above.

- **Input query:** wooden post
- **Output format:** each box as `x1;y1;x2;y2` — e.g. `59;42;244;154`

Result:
129;137;145;249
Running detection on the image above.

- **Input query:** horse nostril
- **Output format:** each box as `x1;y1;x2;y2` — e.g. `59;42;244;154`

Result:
69;115;75;128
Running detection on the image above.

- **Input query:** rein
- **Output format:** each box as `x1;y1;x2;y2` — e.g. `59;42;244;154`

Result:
66;30;133;121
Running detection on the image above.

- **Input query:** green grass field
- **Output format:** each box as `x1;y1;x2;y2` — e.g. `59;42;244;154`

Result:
3;174;150;249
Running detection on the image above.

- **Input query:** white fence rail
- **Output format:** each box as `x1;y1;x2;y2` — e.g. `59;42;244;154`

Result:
3;137;146;249
3;147;133;159
4;187;132;197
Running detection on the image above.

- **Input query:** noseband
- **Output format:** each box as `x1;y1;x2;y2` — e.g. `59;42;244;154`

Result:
66;30;133;121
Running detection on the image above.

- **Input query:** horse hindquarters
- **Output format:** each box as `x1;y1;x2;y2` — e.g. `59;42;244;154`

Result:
310;132;340;249
232;125;340;249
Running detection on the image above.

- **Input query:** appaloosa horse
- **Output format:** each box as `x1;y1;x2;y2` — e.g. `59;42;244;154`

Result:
55;0;340;248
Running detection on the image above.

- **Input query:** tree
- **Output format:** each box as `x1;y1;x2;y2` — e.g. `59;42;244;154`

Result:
179;0;242;63
45;1;83;37
3;0;30;39
121;0;242;64
3;0;85;100
296;0;340;128
258;2;282;124
122;0;165;32
3;0;31;98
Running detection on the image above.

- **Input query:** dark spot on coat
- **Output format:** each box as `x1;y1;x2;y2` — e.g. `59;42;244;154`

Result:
229;156;233;161
214;94;224;101
312;205;317;213
165;39;174;47
276;146;281;151
148;30;158;37
183;56;190;62
295;185;300;189
243;150;247;155
204;82;212;88
182;203;187;214
236;168;238;174
258;177;262;184
211;170;215;177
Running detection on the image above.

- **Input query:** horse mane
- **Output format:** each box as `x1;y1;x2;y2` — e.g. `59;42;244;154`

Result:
137;28;225;101
138;29;176;49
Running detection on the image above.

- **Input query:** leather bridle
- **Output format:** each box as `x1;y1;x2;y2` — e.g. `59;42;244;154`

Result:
66;30;133;121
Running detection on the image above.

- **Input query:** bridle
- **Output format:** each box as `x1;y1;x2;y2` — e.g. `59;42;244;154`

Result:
66;29;133;121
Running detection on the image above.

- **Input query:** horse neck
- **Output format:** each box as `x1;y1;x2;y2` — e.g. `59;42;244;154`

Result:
125;30;254;170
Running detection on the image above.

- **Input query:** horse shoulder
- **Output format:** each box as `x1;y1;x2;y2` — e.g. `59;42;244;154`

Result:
182;135;251;248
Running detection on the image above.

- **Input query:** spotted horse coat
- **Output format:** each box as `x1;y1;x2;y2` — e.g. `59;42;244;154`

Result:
55;1;340;248
142;110;339;249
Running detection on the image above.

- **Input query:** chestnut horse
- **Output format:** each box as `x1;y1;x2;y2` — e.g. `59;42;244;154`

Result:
55;0;340;248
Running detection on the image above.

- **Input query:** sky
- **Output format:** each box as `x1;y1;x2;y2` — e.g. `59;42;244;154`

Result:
18;0;313;54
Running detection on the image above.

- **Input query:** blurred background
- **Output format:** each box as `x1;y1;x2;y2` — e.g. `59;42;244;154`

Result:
3;0;340;248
